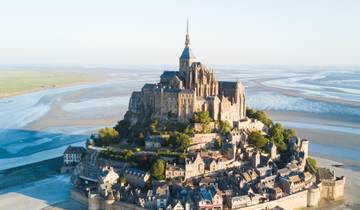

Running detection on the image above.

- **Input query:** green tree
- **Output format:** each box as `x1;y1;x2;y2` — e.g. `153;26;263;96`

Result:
97;127;119;145
220;121;232;135
246;108;256;118
246;108;273;127
269;123;287;152
114;120;130;138
283;128;296;142
192;111;211;125
178;133;192;152
248;131;269;149
150;159;165;180
184;124;195;135
169;132;192;152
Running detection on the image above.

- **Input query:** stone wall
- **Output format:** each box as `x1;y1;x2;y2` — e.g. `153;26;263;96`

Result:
188;133;219;150
320;177;345;200
234;189;318;210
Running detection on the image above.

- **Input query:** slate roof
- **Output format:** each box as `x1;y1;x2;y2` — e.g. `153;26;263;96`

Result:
180;46;196;59
317;168;334;180
161;71;178;78
64;145;86;154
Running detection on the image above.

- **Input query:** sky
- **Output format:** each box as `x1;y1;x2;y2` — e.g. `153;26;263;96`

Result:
0;0;360;66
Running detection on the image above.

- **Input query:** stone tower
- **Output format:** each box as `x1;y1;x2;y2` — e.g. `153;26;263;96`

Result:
300;139;309;170
179;20;196;74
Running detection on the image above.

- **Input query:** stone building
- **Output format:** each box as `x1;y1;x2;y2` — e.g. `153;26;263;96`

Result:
127;23;246;125
185;153;205;179
165;163;185;179
124;168;151;188
63;145;86;165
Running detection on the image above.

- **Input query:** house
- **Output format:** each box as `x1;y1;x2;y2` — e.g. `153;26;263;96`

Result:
228;195;251;209
279;174;305;194
197;186;223;210
63;145;86;165
125;168;150;187
155;182;170;209
185;153;205;179
269;187;283;200
167;199;185;210
165;163;185;179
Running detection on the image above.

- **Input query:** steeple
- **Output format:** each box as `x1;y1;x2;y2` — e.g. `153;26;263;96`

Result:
179;20;196;73
185;19;190;47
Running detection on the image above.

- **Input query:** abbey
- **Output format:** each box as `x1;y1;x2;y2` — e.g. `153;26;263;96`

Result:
128;23;246;124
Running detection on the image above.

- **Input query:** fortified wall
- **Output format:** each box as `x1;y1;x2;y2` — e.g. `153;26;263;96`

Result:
71;175;345;210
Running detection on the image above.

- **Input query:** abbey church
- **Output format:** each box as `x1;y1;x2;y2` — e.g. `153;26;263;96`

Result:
128;23;246;124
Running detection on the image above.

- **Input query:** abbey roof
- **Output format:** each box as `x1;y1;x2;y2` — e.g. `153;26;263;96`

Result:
180;46;196;59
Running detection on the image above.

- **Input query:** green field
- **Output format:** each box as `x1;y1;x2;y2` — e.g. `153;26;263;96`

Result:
0;70;91;98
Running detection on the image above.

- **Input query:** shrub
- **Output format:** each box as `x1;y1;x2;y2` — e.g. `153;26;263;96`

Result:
307;157;317;171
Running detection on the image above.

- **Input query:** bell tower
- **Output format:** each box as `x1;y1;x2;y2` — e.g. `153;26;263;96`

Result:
179;20;196;74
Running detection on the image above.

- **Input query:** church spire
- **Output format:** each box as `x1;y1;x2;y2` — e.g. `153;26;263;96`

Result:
185;19;190;47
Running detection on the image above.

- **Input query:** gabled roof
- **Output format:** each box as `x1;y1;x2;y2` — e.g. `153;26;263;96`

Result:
64;145;86;154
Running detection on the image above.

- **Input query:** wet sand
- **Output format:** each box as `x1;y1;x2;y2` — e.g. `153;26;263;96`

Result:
268;111;360;169
312;157;360;210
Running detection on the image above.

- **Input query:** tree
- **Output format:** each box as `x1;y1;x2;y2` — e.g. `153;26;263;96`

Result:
178;133;192;152
220;121;232;135
192;111;211;125
246;108;273;127
114;120;130;138
150;159;165;180
269;123;287;152
169;132;192;152
254;111;273;127
283;128;296;142
96;127;119;145
184;124;195;135
248;131;269;149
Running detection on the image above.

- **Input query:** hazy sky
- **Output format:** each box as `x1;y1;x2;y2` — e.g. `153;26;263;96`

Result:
1;0;360;66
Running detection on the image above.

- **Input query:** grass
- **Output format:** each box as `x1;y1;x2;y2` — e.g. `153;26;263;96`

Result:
0;70;91;98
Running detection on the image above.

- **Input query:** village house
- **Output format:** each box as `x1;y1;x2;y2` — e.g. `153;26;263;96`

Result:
63;145;86;165
125;168;151;188
165;163;185;179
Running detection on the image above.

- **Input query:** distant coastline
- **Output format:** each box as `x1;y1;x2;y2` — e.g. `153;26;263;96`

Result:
0;70;102;100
